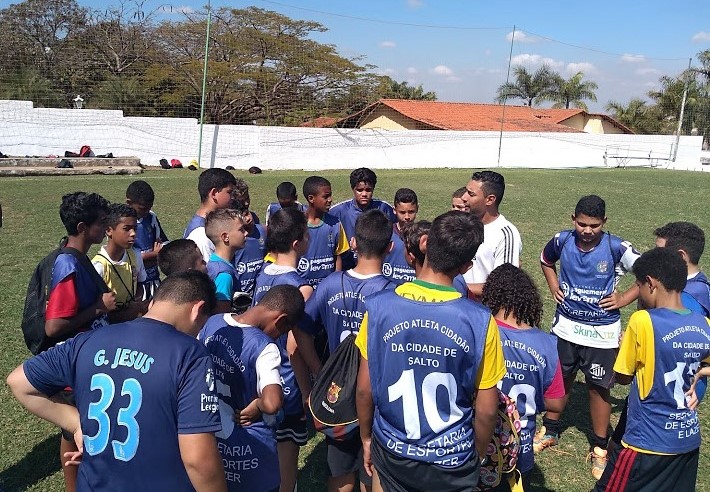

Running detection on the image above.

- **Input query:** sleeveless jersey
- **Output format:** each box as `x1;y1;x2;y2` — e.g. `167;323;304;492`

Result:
497;325;560;473
330;198;396;270
207;255;240;301
134;211;168;282
199;315;280;491
52;253;109;330
298;213;347;288
183;214;205;238
300;271;396;353
23;318;220;490
382;230;415;284
93;248;140;308
542;230;638;329
452;275;468;297
624;309;710;454
684;272;710;316
366;290;490;467
252;267;309;416
233;224;267;296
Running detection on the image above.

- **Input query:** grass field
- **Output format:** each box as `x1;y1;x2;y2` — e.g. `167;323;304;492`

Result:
0;167;709;491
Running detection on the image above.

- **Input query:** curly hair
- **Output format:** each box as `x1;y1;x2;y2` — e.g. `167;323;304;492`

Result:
481;264;543;328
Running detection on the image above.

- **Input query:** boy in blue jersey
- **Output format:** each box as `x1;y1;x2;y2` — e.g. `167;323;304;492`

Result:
43;192;117;490
265;181;307;225
92;204;149;323
298;176;350;289
382;188;418;284
297;209;395;492
158;238;208;276
231;197;268;298
356;211;506;492
233;177;261;225
537;195;640;480
126;180;168;300
331;168;396;270
253;207;314;492
199;285;306;492
655;222;710;316
185;168;237;262
592;247;710;492
481;264;566;491
206;209;248;313
8;271;227;492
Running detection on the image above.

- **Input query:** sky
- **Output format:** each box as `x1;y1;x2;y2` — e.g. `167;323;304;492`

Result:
6;0;709;112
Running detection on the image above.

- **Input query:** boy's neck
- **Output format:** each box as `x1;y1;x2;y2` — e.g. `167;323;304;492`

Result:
64;234;92;254
417;260;455;287
214;244;236;263
493;310;531;329
196;202;216;218
104;241;126;261
652;290;686;311
687;263;700;275
306;207;324;224
271;251;299;269
235;309;279;340
576;232;604;252
353;255;384;275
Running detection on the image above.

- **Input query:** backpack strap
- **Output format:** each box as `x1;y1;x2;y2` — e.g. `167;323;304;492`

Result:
97;252;135;302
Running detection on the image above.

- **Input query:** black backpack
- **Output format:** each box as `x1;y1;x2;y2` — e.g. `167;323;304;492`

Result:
308;333;360;440
22;245;109;354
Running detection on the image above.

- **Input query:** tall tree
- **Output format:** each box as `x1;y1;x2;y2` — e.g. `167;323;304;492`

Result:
605;98;662;134
544;71;598;110
383;78;437;100
496;65;557;106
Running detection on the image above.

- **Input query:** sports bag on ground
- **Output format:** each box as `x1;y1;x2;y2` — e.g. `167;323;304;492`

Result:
22;244;109;354
475;390;523;491
308;333;360;441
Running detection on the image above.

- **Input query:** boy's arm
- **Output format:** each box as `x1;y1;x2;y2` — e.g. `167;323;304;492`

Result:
178;433;227;492
614;315;640;386
356;355;375;477
45;275;116;338
239;384;283;426
599;283;639;311
540;262;564;304
474;386;499;458
287;332;312;412
335;255;342;272
299;285;314;302
291;328;322;377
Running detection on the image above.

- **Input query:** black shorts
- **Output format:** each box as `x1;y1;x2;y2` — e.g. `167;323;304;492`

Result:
593;446;699;492
557;337;616;389
325;436;372;486
276;413;308;446
371;437;479;492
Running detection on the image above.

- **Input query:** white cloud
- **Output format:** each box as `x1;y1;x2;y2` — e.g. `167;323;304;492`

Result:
446;76;462;83
406;67;418;75
407;0;424;8
432;65;454;76
510;53;563;69
158;5;194;14
506;31;536;43
621;53;646;63
484;49;492;56
635;67;662;76
692;31;710;42
379;41;396;49
566;62;596;74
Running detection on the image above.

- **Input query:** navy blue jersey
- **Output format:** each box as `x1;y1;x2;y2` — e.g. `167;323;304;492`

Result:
452;275;468;297
542;230;639;326
51;253;108;331
330;198;396;270
233;224;267;296
382;230;415;285
623;309;710;454
366;290;491;467
683;272;710;316
252;267;309;416
265;202;307;224
134;211;168;282
183;214;205;239
23;318;220;490
298;213;348;288
199;315;280;491
498;325;561;473
300;271;395;353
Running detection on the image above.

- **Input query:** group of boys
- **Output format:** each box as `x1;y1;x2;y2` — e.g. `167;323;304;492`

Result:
7;166;710;492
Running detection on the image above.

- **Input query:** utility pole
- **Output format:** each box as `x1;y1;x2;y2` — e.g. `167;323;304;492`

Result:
197;0;213;168
497;25;515;167
672;57;692;162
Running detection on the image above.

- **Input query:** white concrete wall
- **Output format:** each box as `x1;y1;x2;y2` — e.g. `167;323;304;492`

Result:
1;100;705;172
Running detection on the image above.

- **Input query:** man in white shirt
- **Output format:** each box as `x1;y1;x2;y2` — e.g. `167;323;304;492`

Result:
462;170;522;300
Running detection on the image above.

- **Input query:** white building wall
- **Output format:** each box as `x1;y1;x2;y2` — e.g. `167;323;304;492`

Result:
0;100;705;172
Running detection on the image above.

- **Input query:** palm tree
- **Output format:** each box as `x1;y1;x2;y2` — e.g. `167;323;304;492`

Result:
605;99;662;134
545;72;598;110
386;79;437;101
496;65;556;106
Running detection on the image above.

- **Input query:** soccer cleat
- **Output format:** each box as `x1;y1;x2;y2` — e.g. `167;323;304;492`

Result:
588;446;608;480
533;425;559;453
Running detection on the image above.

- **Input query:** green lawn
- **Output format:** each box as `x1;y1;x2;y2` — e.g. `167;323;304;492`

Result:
1;168;709;491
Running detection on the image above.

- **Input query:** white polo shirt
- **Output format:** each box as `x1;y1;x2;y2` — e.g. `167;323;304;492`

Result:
463;214;522;284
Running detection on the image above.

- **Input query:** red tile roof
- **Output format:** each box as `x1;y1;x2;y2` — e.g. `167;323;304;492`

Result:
300;116;340;128
338;99;607;133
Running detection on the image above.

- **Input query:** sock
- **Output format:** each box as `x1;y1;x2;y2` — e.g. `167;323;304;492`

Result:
542;416;561;436
591;433;608;451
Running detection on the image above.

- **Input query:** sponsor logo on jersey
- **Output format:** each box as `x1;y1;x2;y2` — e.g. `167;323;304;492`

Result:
327;382;342;404
560;281;570;298
382;262;393;277
327;232;335;248
298;257;310;273
596;260;609;274
236;262;247;275
589;363;605;379
206;367;215;391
